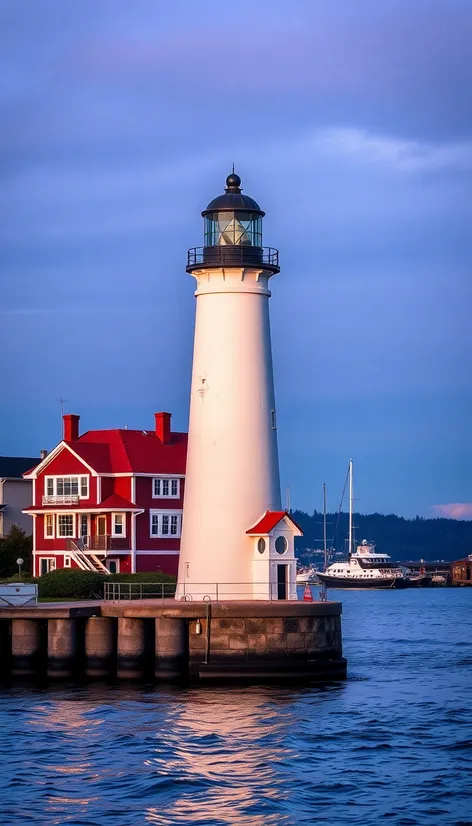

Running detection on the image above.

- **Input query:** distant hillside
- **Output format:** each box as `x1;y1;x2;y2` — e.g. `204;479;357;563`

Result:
292;510;472;563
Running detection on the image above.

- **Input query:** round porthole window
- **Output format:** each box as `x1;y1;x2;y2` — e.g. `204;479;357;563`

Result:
275;536;287;555
257;538;266;554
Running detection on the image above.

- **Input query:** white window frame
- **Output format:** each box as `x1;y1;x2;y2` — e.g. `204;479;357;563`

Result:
40;557;56;574
44;513;55;538
56;513;76;538
64;555;71;568
78;513;90;539
44;475;89;499
106;559;120;574
149;510;182;538
112;512;126;538
152;477;180;499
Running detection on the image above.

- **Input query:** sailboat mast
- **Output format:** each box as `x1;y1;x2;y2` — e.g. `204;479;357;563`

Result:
323;482;328;572
348;459;353;558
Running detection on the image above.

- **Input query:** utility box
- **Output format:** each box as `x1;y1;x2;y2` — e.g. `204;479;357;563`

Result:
0;584;38;607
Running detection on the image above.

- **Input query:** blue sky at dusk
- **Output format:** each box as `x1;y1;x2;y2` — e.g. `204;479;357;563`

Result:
1;0;471;518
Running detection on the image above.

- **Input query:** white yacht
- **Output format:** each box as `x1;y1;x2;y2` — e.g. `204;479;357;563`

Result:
317;461;409;589
296;566;318;584
318;539;409;589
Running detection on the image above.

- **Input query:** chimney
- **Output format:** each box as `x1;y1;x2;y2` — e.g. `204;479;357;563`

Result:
155;412;171;445
63;414;80;442
40;449;48;460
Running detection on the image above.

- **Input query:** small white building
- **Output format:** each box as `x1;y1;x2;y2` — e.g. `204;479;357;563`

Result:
176;173;302;600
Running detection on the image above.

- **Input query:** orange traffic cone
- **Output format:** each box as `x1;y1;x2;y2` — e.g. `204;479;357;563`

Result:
303;584;313;602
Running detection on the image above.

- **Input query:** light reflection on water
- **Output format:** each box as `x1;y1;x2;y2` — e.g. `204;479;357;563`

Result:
1;588;471;826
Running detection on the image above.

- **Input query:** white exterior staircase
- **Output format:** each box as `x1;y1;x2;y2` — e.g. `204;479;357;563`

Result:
66;539;110;575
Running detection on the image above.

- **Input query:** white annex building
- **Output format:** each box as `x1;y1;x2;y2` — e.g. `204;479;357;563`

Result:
176;173;302;601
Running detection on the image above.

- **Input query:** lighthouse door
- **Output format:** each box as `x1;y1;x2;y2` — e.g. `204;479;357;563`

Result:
277;564;288;600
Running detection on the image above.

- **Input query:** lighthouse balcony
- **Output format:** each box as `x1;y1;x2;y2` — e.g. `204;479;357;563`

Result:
187;245;279;274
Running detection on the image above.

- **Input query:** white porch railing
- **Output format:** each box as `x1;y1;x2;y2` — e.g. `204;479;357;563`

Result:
42;494;80;505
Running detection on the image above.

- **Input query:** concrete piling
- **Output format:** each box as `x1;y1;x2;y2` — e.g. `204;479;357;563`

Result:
155;617;187;680
85;617;115;678
117;617;147;679
47;619;78;678
11;619;43;676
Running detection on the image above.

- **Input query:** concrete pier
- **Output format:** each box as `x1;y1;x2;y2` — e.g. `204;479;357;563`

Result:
11;618;43;676
85;617;115;678
47;619;78;678
0;599;347;683
155;617;187;680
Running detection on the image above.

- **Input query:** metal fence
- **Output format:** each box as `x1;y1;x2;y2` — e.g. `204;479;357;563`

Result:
103;581;324;602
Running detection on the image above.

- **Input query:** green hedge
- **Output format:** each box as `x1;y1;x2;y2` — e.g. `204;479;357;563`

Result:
36;569;105;599
109;572;176;583
1;569;178;600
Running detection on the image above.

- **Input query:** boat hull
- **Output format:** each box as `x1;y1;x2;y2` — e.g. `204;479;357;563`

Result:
317;573;409;589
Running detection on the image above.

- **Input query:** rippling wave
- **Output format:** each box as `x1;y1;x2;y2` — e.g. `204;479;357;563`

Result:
1;589;471;825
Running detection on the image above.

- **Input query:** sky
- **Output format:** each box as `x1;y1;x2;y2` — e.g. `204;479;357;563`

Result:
0;0;471;519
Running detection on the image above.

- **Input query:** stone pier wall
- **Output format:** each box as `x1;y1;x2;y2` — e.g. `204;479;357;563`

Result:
0;600;347;683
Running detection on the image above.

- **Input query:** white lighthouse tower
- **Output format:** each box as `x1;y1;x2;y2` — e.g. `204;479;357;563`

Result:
176;172;301;601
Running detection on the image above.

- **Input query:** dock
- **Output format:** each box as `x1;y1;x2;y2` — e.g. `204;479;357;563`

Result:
0;598;346;683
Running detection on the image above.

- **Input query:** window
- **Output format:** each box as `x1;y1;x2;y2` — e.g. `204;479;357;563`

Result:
257;538;266;554
40;557;56;576
45;514;54;538
64;555;71;568
46;476;89;498
107;560;119;574
57;514;74;537
79;514;88;538
153;478;180;498
112;513;125;537
271;409;277;430
150;511;182;538
275;536;287;555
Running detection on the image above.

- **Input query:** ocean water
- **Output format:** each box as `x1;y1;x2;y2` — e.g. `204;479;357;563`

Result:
1;588;471;826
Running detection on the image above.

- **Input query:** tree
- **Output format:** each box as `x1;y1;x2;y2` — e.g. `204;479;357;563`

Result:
0;525;33;578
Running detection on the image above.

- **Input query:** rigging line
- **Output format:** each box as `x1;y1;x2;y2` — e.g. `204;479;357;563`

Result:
333;463;350;552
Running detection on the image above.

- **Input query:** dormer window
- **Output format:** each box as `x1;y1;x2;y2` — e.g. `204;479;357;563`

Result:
153;478;180;498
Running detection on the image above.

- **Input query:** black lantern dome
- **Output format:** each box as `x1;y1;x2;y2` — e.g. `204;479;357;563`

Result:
187;172;279;273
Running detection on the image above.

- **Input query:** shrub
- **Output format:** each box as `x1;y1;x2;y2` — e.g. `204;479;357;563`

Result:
36;569;105;599
106;572;176;599
110;572;176;583
0;526;33;577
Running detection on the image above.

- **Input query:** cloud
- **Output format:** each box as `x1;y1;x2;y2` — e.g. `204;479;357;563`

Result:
311;128;472;173
432;503;472;519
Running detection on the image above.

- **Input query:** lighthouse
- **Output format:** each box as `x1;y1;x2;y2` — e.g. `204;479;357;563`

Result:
176;172;301;601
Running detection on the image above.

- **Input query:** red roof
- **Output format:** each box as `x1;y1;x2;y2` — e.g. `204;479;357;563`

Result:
99;493;141;510
26;428;188;477
246;511;303;535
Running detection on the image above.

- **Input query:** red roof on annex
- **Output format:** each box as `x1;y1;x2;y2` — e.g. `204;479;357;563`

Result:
246;511;303;535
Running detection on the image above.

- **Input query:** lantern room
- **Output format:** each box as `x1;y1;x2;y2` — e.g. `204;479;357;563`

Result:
187;172;279;273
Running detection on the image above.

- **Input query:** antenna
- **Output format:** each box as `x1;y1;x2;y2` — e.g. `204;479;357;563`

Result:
58;397;67;438
232;162;235;174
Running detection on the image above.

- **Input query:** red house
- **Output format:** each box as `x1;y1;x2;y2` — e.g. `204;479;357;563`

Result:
23;412;187;577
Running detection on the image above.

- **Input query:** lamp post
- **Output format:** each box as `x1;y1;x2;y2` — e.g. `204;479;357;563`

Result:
17;557;24;581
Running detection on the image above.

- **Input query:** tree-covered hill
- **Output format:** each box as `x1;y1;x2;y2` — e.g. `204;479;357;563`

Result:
292;510;472;563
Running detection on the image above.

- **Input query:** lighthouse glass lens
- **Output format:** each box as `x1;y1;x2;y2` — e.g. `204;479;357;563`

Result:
275;536;287;555
204;213;262;247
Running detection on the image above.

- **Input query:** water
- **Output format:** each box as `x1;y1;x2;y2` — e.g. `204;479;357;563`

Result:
1;589;471;826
